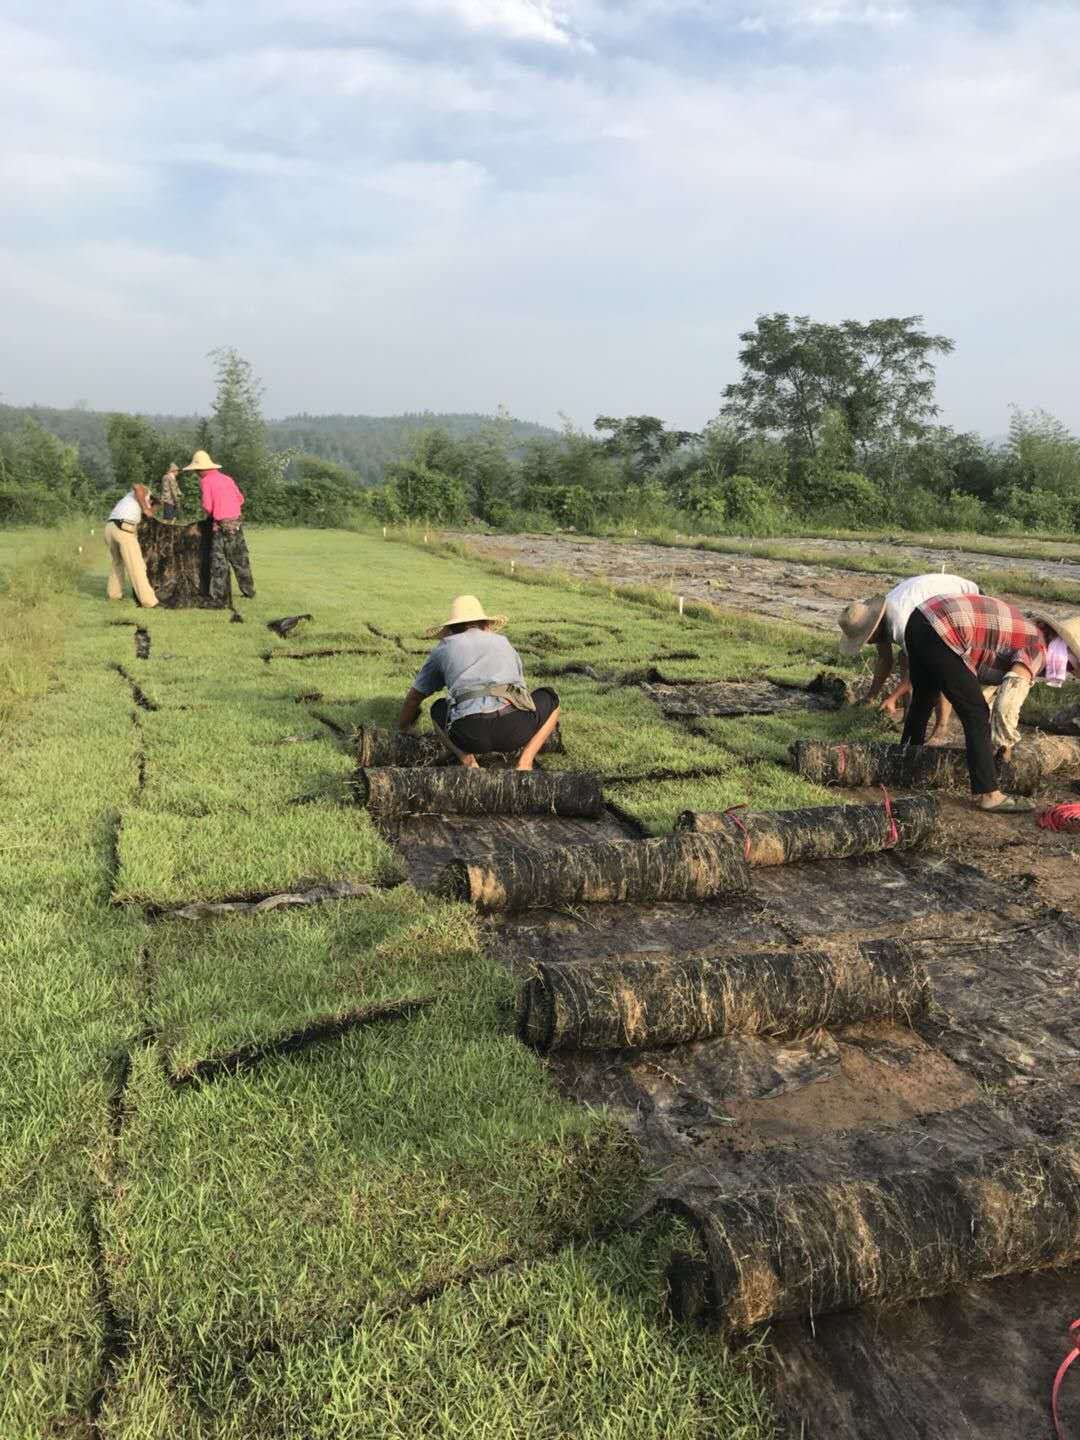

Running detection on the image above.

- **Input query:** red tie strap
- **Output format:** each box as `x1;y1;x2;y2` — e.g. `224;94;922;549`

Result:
1038;803;1080;834
835;743;848;779
1052;1318;1080;1439
724;804;752;862
881;786;899;848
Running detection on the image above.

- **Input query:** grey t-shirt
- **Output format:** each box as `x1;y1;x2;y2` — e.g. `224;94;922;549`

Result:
412;630;526;724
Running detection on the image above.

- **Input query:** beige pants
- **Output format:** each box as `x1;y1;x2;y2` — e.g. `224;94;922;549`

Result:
105;522;158;607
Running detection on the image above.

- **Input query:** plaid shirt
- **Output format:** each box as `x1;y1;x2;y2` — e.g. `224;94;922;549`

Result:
919;594;1045;681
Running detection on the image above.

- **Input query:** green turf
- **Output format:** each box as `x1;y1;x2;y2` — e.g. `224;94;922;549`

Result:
149;891;482;1077
98;1227;770;1440
113;808;402;905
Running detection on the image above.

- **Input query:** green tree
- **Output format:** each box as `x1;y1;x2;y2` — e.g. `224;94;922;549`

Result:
207;348;290;514
593;415;699;481
0;420;92;522
721;313;955;460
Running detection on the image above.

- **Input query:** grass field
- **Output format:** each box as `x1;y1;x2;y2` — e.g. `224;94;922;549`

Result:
1;523;907;1438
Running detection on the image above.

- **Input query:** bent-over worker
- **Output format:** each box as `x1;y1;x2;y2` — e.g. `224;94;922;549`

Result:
183;449;255;602
398;595;561;771
160;462;181;520
105;483;158;608
901;594;1080;813
839;572;979;738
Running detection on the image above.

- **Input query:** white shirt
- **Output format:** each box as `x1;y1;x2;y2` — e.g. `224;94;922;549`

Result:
883;573;979;649
109;490;143;524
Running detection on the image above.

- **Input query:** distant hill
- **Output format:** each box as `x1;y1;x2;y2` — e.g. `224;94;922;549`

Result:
0;404;559;488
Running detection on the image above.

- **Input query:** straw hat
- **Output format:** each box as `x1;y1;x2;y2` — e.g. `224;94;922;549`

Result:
425;594;506;638
183;449;220;471
1028;611;1080;672
838;595;887;656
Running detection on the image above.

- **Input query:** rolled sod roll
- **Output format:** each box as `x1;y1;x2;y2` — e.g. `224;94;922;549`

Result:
665;1140;1080;1332
436;832;751;912
354;724;566;769
355;728;448;769
518;939;930;1052
356;767;604;819
674;796;938;864
791;736;1080;794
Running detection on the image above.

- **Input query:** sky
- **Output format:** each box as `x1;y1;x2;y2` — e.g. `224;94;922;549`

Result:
2;0;1079;433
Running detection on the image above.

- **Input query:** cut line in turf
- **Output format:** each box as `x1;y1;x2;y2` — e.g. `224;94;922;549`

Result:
108;661;158;711
164;996;437;1088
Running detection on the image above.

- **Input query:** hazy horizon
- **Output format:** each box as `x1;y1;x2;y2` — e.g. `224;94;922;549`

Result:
4;1;1079;436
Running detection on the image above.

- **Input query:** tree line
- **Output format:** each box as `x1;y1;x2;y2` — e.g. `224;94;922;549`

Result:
2;316;1079;535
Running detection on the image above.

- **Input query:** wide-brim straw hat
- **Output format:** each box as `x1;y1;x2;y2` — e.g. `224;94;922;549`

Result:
183;449;220;471
838;595;887;656
425;594;506;638
1028;611;1080;672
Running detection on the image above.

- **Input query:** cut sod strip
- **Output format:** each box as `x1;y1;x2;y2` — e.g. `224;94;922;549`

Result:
148;892;483;1084
608;764;831;835
113;809;403;907
99;1226;772;1440
105;1002;639;1369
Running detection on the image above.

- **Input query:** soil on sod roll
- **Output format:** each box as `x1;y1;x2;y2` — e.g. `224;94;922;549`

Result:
662;1139;1080;1333
139;514;231;608
518;939;931;1053
354;724;564;769
436;831;752;912
791;736;1080;793
675;796;938;865
356;766;604;819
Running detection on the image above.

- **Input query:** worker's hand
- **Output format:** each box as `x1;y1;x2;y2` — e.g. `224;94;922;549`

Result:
997;744;1014;764
990;672;1030;751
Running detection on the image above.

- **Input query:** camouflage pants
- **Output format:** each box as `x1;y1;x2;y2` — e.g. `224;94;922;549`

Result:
210;522;255;601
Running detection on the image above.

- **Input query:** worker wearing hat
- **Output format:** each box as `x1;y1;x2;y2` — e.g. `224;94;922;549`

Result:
398;595;561;770
160;462;181;520
839;572;980;738
900;594;1080;813
183;449;255;602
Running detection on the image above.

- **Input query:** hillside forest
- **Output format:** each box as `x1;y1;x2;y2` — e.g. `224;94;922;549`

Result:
3;316;1080;537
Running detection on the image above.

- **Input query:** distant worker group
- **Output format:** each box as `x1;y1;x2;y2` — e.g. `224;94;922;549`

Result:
104;449;255;608
840;575;1080;814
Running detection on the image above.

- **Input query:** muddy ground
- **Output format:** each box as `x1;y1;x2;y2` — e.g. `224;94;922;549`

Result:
451;530;1077;632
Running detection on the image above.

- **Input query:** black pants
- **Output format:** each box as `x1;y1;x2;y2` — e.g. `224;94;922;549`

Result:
162;503;176;520
431;687;559;755
902;609;997;794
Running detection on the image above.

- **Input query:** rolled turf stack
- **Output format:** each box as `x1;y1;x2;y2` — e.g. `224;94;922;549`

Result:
354;724;565;770
437;832;751;912
791;736;1080;794
139;515;228;608
664;1140;1080;1332
674;796;937;864
519;939;930;1052
356;766;604;819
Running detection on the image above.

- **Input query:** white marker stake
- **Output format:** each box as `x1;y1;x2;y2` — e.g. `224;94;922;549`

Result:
423;533;428;544
510;559;515;574
678;595;684;616
382;526;387;538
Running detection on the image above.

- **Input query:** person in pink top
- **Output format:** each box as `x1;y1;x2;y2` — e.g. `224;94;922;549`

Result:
182;449;256;602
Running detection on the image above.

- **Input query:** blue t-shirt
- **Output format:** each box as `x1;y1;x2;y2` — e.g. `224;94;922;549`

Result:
412;630;526;724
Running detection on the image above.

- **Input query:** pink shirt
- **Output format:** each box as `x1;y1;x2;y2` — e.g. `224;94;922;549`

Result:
199;469;245;522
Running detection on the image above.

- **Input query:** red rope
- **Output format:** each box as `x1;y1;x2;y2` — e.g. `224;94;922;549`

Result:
880;786;899;848
1052;1319;1080;1439
836;742;848;780
1038;803;1080;833
724;804;752;862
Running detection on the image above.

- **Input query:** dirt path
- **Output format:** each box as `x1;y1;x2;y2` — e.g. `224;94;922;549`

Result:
450;531;1076;632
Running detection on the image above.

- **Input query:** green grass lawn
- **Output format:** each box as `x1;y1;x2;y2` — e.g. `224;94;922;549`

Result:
4;523;926;1437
